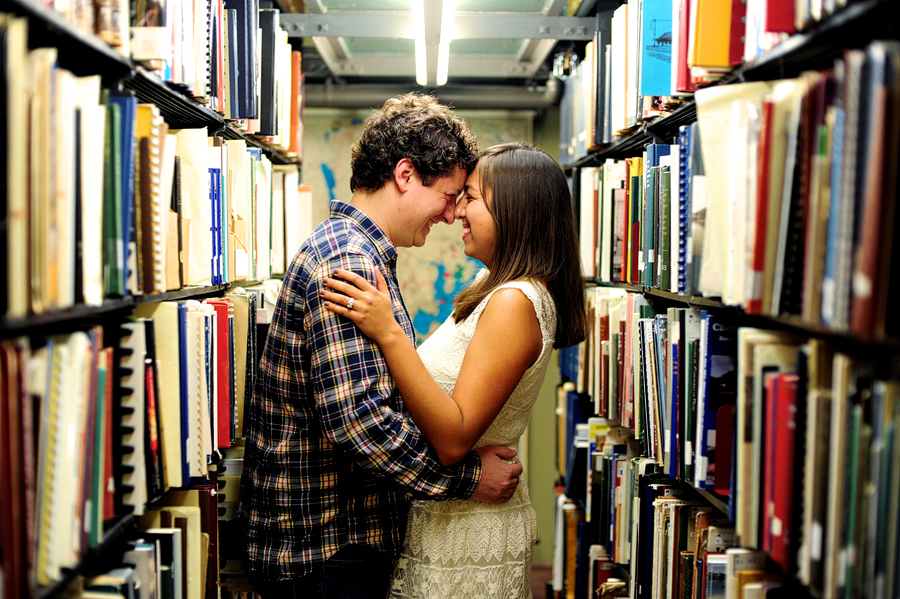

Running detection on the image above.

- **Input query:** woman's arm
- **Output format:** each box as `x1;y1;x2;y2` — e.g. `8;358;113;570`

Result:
321;269;542;465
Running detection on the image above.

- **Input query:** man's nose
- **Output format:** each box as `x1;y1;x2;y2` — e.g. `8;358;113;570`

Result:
439;198;456;224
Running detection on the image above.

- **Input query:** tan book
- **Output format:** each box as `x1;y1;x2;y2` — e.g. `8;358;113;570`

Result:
3;17;29;317
134;301;184;490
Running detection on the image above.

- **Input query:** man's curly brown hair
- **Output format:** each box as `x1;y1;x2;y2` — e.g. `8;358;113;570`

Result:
350;93;479;193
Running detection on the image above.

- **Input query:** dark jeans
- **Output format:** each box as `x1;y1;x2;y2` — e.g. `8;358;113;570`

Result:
249;544;393;599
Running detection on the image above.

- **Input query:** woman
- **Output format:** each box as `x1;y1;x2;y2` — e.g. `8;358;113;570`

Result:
320;142;588;598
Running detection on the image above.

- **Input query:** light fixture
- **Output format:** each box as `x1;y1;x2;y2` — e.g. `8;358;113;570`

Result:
413;0;427;86
436;0;454;86
412;0;453;87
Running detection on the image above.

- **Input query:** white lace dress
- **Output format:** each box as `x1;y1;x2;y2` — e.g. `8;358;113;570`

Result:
389;278;557;599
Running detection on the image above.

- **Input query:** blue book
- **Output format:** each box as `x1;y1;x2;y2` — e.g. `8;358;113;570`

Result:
821;105;846;326
177;302;190;486
222;0;259;118
204;311;214;454
695;311;737;489
654;315;668;464
559;345;581;382
564;391;590;476
208;166;222;284
639;0;673;97
668;330;680;479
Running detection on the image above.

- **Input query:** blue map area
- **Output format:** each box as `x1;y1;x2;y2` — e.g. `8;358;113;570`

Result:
320;163;337;201
412;259;482;337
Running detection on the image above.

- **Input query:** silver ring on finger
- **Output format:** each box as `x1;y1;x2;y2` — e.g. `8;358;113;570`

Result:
347;297;355;310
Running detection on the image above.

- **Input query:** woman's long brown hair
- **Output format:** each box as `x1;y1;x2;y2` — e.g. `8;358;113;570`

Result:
452;142;588;349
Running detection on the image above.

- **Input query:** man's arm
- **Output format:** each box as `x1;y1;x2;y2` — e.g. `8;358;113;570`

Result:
307;254;491;500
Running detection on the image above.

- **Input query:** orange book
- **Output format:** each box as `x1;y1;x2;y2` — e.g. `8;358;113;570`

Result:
289;51;303;159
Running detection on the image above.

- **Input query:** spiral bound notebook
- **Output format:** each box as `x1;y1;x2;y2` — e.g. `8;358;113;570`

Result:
136;103;169;295
677;124;692;294
115;321;148;516
183;301;212;479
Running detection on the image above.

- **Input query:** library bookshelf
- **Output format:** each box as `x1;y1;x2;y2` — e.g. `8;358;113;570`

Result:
554;1;900;598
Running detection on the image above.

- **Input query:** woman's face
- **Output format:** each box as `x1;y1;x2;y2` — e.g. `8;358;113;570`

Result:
455;164;497;268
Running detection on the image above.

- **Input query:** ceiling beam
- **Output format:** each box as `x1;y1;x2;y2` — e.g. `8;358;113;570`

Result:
300;54;551;79
278;12;596;41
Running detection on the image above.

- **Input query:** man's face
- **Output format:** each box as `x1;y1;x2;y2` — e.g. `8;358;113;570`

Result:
397;166;467;248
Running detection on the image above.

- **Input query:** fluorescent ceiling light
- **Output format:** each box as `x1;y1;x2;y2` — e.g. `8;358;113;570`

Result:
413;0;427;85
413;0;454;86
436;0;454;86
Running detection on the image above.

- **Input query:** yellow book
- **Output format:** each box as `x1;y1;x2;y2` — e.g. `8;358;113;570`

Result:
690;0;732;68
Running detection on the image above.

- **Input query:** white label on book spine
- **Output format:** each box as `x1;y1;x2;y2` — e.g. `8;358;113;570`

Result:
811;522;823;560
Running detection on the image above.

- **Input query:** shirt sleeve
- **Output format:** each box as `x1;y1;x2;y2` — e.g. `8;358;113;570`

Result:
306;252;481;500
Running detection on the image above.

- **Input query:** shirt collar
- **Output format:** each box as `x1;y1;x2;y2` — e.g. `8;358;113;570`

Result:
329;200;397;267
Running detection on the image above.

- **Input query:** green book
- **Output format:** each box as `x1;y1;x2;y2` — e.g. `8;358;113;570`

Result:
687;338;701;485
660;166;671;291
682;309;702;482
102;96;123;296
681;551;694;599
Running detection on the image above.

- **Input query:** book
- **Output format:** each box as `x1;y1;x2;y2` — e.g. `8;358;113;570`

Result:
257;9;280;137
734;329;803;547
2;17;28;317
695;311;737;490
849;41;900;337
639;0;674;97
113;321;149;516
134;301;187;489
136;103;168;295
222;0;259;119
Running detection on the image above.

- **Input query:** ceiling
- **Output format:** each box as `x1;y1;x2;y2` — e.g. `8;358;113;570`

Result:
280;0;599;108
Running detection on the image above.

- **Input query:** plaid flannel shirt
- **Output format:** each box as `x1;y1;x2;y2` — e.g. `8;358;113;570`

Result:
239;201;482;581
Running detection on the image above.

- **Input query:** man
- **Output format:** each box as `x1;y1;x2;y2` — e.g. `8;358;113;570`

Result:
239;93;523;598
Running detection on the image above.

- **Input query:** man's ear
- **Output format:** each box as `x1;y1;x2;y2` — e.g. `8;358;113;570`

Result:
394;158;416;192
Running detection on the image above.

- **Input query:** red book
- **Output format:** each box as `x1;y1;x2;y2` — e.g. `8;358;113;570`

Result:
674;0;697;93
770;372;799;572
850;56;893;337
623;159;632;282
0;342;25;599
747;100;775;314
288;51;303;159
617;320;626;423
192;484;221;599
599;313;610;416
765;0;795;33
713;405;734;495
103;347;116;521
728;0;747;65
206;299;234;449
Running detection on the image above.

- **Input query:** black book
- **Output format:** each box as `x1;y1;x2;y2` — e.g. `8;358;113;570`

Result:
258;9;279;136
